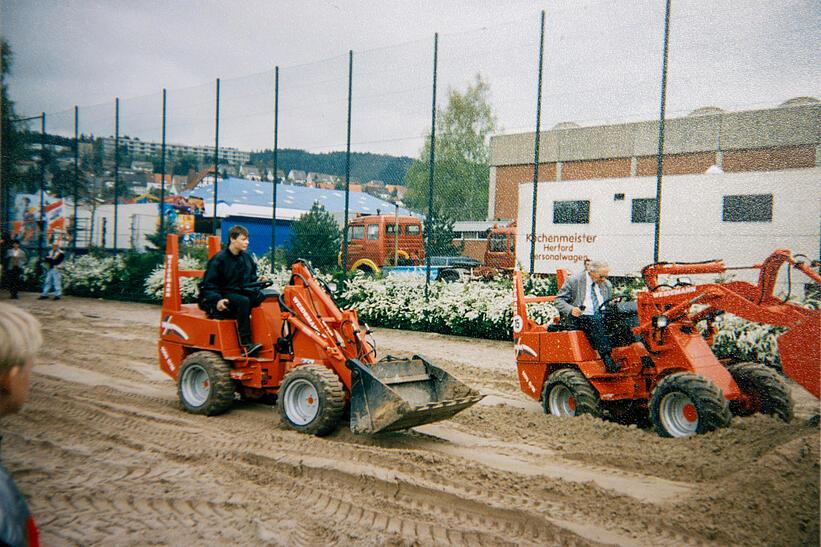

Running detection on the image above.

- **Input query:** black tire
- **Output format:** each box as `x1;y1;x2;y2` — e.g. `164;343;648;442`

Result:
726;362;794;422
437;269;460;283
650;372;731;438
177;351;235;416
277;365;346;436
542;368;602;418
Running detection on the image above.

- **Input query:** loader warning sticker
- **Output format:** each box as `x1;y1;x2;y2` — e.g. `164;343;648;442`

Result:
512;314;524;333
161;315;189;340
514;337;537;358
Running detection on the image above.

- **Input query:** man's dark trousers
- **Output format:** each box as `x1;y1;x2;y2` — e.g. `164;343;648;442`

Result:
219;291;266;344
570;314;613;360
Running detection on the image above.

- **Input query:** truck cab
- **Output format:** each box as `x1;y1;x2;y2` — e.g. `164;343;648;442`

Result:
344;214;425;274
484;221;516;270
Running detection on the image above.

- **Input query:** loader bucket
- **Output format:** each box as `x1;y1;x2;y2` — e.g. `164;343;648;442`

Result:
346;355;483;434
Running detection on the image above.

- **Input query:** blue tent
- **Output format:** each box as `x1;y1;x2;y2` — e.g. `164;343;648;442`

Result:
187;177;415;256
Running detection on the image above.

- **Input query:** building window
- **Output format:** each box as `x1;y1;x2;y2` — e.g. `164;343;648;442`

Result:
367;224;380;240
723;194;773;222
349;225;365;240
553;200;590;224
489;234;507;252
631;198;657;223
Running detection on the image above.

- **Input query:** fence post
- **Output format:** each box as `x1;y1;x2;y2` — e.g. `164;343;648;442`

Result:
529;11;545;276
39;112;46;263
424;33;439;300
114;98;120;251
342;50;353;275
653;0;672;263
73;106;79;252
213;78;220;236
160;89;167;241
271;66;279;266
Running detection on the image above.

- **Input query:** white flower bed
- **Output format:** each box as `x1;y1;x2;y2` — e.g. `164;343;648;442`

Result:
338;274;557;339
60;254;127;295
144;255;206;302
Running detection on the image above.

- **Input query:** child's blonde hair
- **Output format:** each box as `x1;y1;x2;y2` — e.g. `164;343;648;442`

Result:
0;303;42;374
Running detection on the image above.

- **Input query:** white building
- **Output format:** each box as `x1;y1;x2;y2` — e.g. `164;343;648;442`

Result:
516;168;820;294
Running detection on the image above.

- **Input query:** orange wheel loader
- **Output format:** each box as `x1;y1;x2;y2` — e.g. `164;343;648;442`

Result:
158;234;482;435
513;250;820;437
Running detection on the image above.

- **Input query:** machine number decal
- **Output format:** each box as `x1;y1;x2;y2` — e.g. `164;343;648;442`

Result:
160;345;176;372
512;314;524;333
521;369;537;394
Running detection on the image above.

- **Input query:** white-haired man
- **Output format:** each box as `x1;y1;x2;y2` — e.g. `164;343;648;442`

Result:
0;303;42;546
554;260;620;373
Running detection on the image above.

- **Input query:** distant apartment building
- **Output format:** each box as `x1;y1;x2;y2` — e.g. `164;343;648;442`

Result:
101;136;250;165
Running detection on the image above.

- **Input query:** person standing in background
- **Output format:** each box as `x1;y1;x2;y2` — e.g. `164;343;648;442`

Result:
38;242;64;301
5;242;26;300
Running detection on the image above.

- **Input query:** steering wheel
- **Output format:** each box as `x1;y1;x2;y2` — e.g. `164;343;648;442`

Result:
243;279;274;289
598;295;625;314
650;283;675;292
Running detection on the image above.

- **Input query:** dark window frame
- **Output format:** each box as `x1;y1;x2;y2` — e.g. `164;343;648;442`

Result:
631;198;658;223
722;194;773;222
553;200;590;224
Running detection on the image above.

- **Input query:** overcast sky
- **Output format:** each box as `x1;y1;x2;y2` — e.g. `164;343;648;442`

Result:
3;0;819;157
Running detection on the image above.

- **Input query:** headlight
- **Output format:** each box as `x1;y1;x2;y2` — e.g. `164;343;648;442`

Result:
653;315;669;329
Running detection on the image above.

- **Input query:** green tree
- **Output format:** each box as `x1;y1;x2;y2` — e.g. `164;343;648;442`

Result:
1;39;29;231
286;202;341;270
173;154;200;176
404;74;497;221
427;214;461;256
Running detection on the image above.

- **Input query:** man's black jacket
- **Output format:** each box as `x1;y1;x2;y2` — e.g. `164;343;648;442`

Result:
199;248;260;310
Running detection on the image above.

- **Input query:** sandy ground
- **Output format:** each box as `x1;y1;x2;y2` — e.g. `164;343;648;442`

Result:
2;294;819;546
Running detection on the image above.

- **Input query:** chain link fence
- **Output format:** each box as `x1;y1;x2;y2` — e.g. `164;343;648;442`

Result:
2;0;818;303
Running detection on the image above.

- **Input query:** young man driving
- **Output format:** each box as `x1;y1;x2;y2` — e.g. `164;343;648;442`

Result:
200;225;265;356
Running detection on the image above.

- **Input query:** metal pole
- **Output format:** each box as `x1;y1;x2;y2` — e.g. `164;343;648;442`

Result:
529;11;546;276
342;51;353;274
425;33;439;299
213;78;220;236
271;66;279;265
39;113;46;260
114;98;120;251
653;0;672;263
73;106;79;251
160;89;167;240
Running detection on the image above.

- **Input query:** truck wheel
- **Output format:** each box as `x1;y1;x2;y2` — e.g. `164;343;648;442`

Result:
650;372;731;438
277;365;345;436
178;351;235;416
542;368;601;418
726;362;794;422
437;269;460;283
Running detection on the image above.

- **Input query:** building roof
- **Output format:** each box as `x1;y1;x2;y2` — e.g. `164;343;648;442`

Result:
187;177;415;220
490;100;821;166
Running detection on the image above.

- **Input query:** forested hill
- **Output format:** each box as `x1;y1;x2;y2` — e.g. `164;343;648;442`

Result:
251;149;413;185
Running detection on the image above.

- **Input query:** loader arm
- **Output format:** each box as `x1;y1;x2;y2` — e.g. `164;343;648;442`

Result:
638;249;820;398
280;262;482;433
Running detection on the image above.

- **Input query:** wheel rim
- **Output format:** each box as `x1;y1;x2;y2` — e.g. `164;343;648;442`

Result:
284;378;320;426
180;364;210;407
548;385;576;417
659;392;699;437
